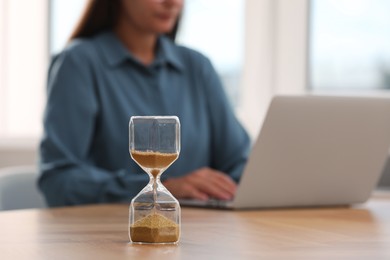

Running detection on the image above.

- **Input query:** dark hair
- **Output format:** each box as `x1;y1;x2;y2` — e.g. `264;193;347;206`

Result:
69;0;179;42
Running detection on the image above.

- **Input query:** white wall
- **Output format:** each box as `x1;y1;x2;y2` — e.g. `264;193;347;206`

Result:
238;0;308;139
0;0;48;168
0;149;38;168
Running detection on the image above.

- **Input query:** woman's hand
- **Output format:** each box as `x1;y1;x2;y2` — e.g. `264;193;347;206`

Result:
163;167;237;201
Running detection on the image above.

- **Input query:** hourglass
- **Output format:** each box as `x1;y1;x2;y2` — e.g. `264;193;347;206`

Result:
128;116;181;244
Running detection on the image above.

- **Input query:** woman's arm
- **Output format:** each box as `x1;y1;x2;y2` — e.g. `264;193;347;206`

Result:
39;46;147;207
202;57;251;182
163;54;251;200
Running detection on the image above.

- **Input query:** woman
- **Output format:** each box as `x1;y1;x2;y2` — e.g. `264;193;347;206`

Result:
39;0;250;207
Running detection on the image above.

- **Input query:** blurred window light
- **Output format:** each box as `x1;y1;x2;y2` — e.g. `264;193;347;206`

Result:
309;0;390;90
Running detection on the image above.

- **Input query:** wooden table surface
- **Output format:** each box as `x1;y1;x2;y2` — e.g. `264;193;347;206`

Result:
1;191;390;260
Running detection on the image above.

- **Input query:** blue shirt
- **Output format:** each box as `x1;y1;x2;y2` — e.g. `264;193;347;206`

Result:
38;31;250;207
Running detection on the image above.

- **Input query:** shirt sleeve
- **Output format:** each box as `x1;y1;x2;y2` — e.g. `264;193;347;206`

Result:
38;47;148;207
201;57;251;183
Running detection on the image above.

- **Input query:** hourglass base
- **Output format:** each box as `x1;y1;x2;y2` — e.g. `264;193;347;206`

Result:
129;204;180;244
130;241;179;245
129;190;181;244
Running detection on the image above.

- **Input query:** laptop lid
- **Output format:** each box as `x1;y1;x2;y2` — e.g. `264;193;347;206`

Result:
232;95;390;209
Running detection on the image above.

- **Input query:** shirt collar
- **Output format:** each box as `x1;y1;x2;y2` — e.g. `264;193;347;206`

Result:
94;31;131;67
156;36;184;71
95;31;184;71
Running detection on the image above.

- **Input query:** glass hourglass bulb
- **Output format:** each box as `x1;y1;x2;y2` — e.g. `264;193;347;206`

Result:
128;116;181;244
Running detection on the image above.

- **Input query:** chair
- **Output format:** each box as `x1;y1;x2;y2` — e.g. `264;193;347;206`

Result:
0;165;46;210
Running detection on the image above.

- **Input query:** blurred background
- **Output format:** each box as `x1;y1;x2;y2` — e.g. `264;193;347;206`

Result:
1;0;390;177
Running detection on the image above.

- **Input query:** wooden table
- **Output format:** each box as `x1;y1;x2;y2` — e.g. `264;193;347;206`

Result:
1;191;390;260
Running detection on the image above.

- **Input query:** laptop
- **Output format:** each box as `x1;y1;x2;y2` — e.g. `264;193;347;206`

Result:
180;95;390;209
